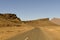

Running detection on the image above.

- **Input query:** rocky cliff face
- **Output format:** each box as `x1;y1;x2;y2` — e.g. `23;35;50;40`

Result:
0;13;21;21
0;13;21;27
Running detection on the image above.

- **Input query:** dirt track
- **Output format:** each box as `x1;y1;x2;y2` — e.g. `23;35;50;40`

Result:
6;26;60;40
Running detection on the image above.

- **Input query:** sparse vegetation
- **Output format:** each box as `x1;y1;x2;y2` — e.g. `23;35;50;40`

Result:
0;13;60;40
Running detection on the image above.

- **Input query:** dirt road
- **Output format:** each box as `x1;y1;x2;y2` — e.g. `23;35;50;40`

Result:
6;28;41;40
6;26;60;40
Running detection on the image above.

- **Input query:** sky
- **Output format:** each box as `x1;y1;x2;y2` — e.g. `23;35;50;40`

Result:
0;0;60;20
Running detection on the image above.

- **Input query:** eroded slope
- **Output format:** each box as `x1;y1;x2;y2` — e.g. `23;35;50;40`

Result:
23;18;58;27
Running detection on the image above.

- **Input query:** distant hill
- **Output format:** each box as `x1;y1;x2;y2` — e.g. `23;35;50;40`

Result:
0;13;59;27
0;13;21;27
23;18;58;26
51;18;60;25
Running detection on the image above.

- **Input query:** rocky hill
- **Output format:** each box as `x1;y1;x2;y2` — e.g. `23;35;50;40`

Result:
0;13;21;27
0;13;59;27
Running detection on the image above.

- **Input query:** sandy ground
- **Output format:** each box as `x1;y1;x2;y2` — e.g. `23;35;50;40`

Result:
1;24;60;40
39;26;60;40
0;24;34;40
6;26;60;40
6;28;40;40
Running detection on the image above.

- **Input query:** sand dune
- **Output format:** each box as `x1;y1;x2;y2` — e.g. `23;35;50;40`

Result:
51;18;60;25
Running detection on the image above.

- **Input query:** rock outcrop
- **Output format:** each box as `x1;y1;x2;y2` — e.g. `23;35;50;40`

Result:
0;13;21;21
0;13;21;27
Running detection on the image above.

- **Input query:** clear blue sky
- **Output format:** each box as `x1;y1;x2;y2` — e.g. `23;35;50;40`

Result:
0;0;60;20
